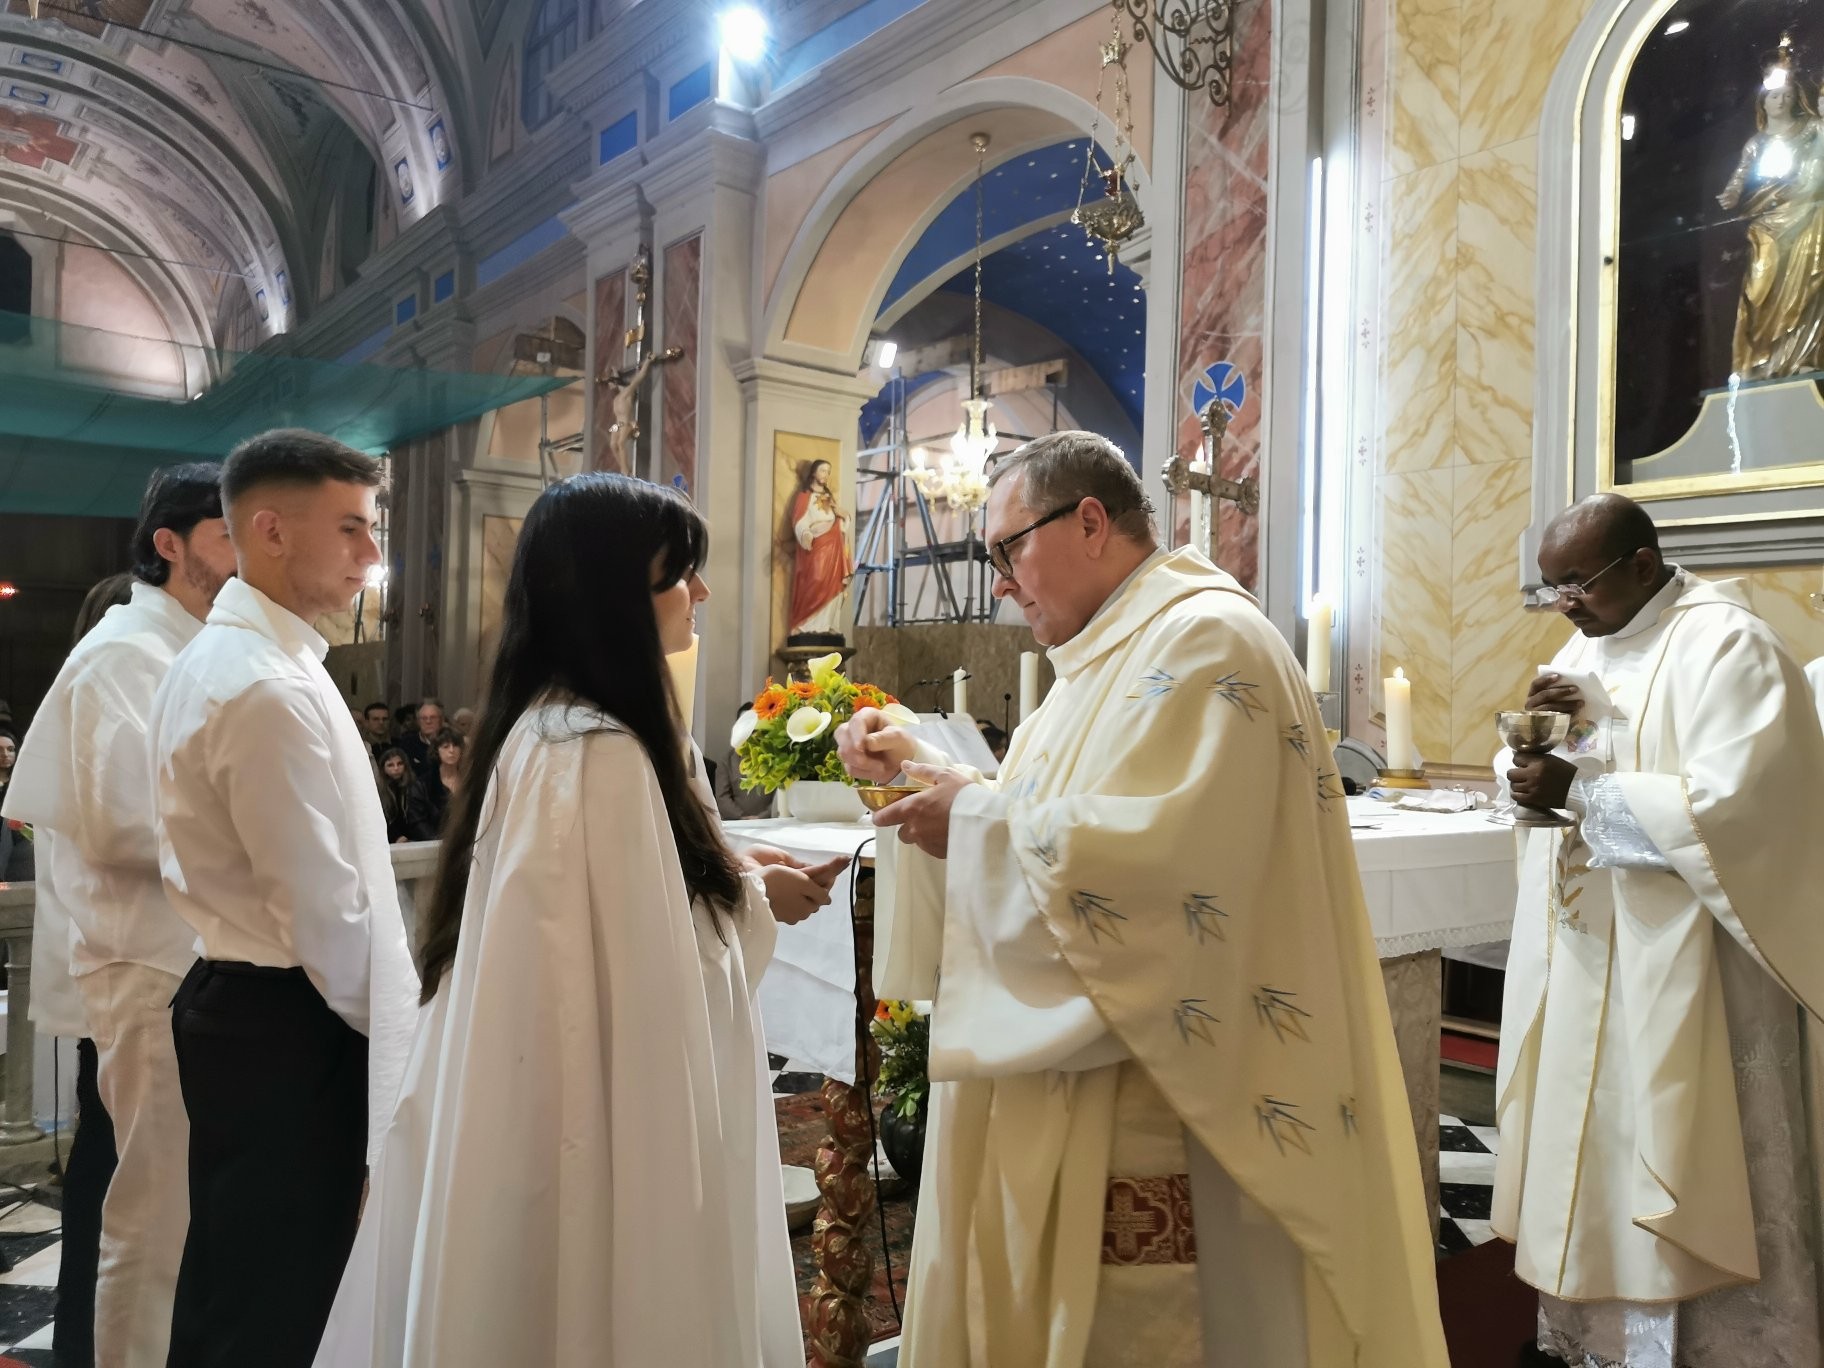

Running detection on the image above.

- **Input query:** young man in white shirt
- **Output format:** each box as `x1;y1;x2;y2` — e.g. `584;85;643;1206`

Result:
148;430;419;1368
3;464;237;1368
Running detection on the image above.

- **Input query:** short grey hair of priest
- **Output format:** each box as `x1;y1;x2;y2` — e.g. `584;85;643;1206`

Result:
988;431;1157;542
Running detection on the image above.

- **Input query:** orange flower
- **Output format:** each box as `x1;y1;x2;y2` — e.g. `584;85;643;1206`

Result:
754;686;789;721
789;680;819;699
875;1001;893;1021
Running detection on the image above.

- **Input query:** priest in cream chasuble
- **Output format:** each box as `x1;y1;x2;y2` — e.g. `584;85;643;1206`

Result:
840;433;1446;1368
1500;494;1824;1367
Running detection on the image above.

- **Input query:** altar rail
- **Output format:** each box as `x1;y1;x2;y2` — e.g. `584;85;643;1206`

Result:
0;840;442;1144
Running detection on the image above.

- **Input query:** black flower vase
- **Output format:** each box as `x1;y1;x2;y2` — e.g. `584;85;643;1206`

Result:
879;1103;926;1189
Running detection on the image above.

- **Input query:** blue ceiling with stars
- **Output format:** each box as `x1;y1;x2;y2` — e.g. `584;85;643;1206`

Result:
878;138;1147;432
940;224;1145;429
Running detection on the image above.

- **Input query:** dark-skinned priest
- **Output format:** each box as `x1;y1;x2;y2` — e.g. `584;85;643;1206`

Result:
1498;492;1824;1366
835;431;1447;1368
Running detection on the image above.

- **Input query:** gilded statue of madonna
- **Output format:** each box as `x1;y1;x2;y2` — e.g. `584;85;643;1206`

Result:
1717;42;1824;380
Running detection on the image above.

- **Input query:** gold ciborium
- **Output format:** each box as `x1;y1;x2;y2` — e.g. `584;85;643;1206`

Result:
855;785;924;813
1495;710;1575;829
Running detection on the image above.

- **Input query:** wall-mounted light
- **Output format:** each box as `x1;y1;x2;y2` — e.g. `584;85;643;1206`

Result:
1664;19;1690;35
1621;114;1637;141
0;582;17;600
864;338;898;370
719;6;769;63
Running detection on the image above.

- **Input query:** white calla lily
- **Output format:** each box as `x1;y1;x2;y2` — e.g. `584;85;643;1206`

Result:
730;709;760;750
808;652;843;685
785;707;832;743
879;702;919;727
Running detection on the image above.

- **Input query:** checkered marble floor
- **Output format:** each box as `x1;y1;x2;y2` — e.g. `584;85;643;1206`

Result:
0;1185;64;1366
0;1093;1501;1363
1437;1113;1503;1256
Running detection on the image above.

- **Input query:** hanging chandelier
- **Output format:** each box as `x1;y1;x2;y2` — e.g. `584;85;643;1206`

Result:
908;131;997;512
1074;23;1146;273
1115;0;1235;107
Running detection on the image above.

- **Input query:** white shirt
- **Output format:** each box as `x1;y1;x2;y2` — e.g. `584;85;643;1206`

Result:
2;583;203;983
148;578;392;1034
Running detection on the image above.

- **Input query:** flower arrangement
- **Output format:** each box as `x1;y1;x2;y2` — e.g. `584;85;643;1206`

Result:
733;652;915;794
870;999;930;1119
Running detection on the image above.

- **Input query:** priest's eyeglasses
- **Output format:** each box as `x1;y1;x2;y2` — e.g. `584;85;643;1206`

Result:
988;502;1082;580
1529;551;1636;611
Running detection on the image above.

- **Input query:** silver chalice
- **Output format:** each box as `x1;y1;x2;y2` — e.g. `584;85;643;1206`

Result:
1495;710;1575;829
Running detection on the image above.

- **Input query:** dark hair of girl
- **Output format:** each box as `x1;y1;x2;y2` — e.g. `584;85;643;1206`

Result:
417;473;743;1002
375;746;418;823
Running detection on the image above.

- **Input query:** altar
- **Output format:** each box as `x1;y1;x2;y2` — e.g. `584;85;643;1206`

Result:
727;794;1518;1246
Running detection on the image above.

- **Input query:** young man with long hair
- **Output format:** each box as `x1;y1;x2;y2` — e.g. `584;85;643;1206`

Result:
319;473;839;1367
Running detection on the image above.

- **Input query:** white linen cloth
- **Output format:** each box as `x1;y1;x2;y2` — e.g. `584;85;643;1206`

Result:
314;701;800;1367
148;576;419;1164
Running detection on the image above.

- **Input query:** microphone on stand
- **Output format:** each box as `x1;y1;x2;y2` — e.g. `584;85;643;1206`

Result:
1003;692;1013;734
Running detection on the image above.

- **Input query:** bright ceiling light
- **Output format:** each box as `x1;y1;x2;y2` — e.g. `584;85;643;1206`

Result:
1663;19;1689;35
876;340;897;370
719;6;768;63
1766;65;1790;92
364;563;388;589
1621;114;1637;141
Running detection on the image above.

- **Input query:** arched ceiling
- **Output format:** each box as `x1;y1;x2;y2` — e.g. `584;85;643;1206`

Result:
0;0;485;349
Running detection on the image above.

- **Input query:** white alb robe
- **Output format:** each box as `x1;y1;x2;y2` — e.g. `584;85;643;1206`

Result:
1807;656;1824;718
315;701;800;1368
879;547;1447;1368
1494;570;1824;1366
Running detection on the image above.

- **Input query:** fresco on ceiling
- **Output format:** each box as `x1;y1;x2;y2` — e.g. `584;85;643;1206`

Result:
489;55;516;164
0;107;79;170
6;0;152;40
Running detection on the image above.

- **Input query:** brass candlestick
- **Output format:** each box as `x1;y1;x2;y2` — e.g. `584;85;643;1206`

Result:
1496;710;1575;828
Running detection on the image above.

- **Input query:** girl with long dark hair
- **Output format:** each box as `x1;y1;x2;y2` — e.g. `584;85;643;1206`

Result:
318;474;839;1367
374;749;437;844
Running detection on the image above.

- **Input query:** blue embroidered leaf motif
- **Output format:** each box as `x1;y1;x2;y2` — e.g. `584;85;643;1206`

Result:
1315;770;1343;806
1128;667;1179;700
1174;998;1219;1045
1253;986;1313;1044
1027;823;1059;869
1256;1096;1317;1156
1210;672;1268;720
1283;723;1310;758
1183;893;1229;944
1070;890;1126;943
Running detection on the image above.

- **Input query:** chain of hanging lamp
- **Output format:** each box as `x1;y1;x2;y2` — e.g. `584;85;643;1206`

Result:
908;132;997;511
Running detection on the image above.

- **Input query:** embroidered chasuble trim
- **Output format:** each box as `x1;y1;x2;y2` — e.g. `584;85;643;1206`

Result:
1555;928;1616;1297
1102;1174;1197;1265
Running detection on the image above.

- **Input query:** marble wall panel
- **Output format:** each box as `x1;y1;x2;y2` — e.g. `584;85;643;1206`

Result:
1458;0;1590;157
1456;140;1536;466
478;514;523;681
660;234;703;493
1382;162;1458;474
1388;0;1460;178
1715;566;1824;665
1449;459;1570;764
1378;468;1454;762
589;269;628;473
1174;0;1273;589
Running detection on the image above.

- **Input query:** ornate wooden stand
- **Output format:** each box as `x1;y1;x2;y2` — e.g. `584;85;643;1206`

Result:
804;862;878;1368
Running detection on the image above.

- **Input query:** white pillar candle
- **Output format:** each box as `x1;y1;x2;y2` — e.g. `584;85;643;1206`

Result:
1305;595;1333;691
667;635;700;736
1018;652;1039;722
953;667;968;717
1383;666;1413;770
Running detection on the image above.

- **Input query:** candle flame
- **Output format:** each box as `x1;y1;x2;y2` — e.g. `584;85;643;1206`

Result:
1394;667;1406;681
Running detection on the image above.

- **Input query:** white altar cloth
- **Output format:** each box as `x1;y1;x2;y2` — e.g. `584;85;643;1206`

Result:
726;796;1519;1084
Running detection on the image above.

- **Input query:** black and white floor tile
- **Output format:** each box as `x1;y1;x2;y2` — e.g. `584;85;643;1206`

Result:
0;1184;64;1365
0;1095;1502;1362
1437;1113;1502;1256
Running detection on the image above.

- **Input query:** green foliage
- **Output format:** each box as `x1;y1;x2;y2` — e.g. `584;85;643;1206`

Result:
870;1000;929;1120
